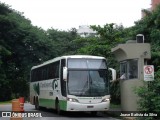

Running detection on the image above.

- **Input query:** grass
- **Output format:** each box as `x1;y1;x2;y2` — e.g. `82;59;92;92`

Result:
110;103;121;109
0;100;11;105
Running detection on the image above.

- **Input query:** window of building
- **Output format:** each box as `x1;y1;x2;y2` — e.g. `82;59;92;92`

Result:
120;59;138;80
120;61;127;80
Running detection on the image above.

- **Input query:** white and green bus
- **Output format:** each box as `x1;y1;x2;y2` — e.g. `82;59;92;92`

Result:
30;55;116;114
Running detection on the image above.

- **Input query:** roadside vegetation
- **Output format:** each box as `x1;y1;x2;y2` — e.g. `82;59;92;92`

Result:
0;3;160;119
0;100;11;105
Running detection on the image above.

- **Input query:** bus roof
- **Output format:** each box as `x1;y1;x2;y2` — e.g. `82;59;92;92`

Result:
31;55;106;70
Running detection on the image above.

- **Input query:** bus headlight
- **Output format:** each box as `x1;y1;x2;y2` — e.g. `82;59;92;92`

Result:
67;98;79;102
101;98;110;102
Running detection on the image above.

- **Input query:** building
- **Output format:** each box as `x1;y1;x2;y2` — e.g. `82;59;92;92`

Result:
142;0;160;17
77;25;97;37
151;0;160;10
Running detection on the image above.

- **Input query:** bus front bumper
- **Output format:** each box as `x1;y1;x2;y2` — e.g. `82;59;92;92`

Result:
67;101;110;111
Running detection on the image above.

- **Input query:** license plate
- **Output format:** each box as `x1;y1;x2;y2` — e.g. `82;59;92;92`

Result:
87;106;94;108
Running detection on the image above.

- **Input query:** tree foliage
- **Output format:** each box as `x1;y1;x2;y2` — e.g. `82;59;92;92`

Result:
0;3;55;100
130;5;160;70
131;5;160;119
135;70;160;120
47;28;77;56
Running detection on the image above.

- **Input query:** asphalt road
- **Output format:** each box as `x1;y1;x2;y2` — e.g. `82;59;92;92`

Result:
0;103;121;120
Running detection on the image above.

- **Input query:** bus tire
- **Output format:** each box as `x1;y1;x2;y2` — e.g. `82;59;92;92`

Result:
35;97;39;110
33;96;36;105
91;111;97;116
55;100;61;115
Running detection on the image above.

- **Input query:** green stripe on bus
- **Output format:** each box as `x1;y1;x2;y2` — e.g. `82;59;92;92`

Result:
39;98;55;108
39;98;67;111
59;100;67;111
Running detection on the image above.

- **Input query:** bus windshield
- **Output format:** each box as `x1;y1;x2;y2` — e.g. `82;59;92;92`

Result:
68;70;108;97
67;58;108;97
68;58;107;69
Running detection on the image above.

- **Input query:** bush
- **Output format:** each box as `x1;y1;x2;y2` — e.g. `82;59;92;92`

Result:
135;69;160;120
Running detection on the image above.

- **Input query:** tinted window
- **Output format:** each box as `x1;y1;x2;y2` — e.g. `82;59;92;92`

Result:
31;61;60;82
60;59;66;97
120;59;138;80
68;59;107;69
68;70;108;96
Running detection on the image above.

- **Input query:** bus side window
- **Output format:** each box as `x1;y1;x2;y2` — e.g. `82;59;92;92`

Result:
48;61;60;79
49;63;54;79
61;59;66;97
55;61;60;78
31;70;35;82
38;68;42;81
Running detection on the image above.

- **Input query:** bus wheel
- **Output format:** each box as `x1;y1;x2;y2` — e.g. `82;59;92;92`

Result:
56;100;61;115
35;98;39;110
91;111;97;116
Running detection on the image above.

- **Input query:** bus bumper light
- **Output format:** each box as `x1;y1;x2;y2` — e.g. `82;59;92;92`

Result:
101;98;110;102
67;98;79;102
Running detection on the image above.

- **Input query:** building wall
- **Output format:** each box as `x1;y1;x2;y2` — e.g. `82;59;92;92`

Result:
151;0;160;10
141;8;151;18
112;43;151;111
77;25;97;37
141;0;160;18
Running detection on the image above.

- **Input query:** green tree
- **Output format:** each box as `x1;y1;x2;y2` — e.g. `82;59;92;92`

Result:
131;5;160;119
0;2;55;101
47;28;78;56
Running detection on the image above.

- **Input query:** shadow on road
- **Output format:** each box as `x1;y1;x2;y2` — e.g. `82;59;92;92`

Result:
38;107;108;118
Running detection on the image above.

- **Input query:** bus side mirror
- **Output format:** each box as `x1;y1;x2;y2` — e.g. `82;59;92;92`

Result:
109;68;116;81
63;67;67;81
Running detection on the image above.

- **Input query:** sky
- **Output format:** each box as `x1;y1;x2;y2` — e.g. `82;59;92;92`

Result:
0;0;151;30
